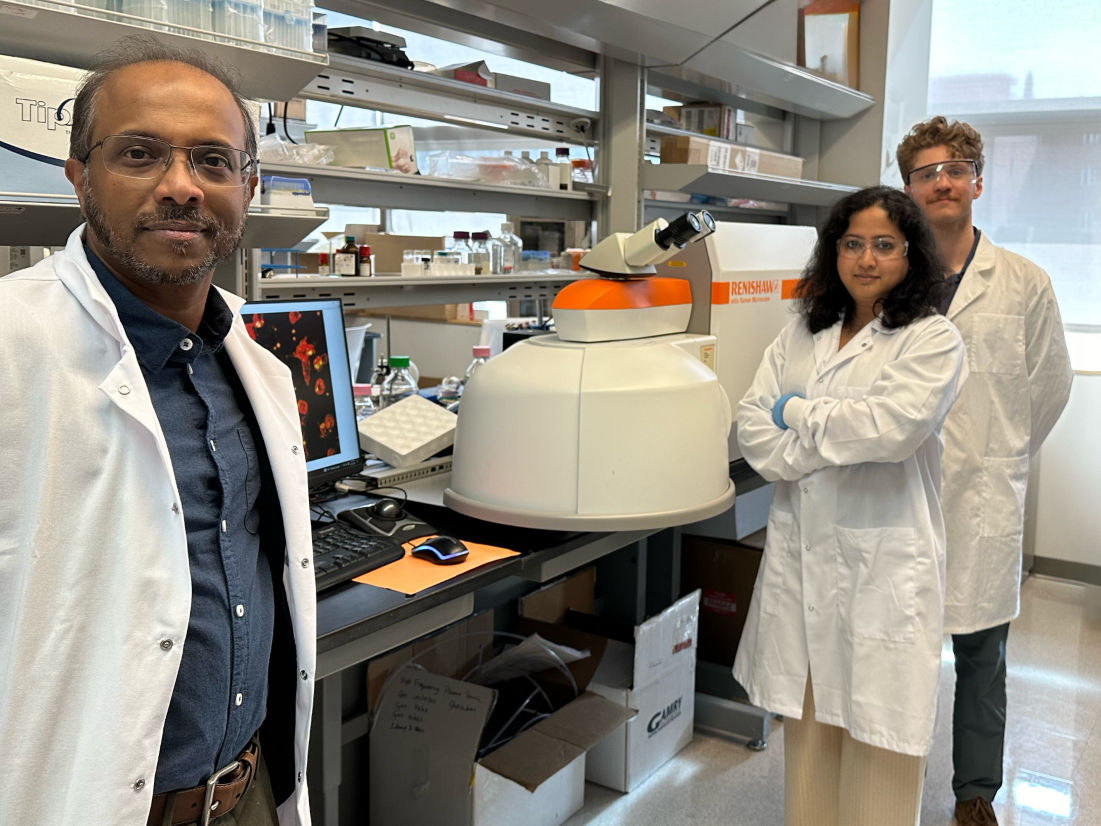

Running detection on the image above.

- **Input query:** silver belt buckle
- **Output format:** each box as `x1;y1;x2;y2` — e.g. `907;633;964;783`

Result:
200;758;242;826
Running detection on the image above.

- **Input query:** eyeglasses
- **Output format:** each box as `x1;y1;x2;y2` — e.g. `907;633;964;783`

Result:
836;236;909;261
907;160;977;188
82;135;256;187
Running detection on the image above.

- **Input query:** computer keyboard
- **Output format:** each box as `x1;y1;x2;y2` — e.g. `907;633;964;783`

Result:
312;523;406;591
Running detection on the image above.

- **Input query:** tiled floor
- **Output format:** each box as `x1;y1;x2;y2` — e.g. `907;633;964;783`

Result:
564;576;1101;826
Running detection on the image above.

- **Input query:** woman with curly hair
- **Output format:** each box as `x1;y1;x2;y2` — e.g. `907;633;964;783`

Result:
733;186;969;826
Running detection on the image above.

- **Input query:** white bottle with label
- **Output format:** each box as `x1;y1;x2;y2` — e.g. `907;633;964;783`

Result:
535;150;558;190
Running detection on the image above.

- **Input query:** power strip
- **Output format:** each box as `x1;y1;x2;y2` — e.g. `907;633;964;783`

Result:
362;456;452;488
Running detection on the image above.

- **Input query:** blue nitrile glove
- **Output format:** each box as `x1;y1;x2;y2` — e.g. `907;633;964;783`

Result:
772;393;802;429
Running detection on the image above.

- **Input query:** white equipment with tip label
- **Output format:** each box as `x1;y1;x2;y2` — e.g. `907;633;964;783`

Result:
446;212;737;530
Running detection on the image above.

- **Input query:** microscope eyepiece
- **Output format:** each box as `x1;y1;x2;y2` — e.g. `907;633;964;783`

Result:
654;212;702;250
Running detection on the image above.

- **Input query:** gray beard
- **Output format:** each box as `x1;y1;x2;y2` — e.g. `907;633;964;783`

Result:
81;174;247;286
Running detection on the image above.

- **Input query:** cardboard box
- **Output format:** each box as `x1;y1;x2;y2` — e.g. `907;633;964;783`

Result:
660;135;761;173
357;305;458;322
582;591;700;792
518;567;596;624
359;233;445;275
680;536;763;666
366;610;494;712
678;103;748;141
757;148;805;179
660;135;729;169
733;123;756;145
370;659;632;826
433;61;493;87
493;73;552;101
517;573;699;792
305;125;418;173
0;56;83;196
271;98;307;121
729;146;760;174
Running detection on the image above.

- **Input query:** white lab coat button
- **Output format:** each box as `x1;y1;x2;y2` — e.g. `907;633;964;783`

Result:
171;503;180;515
808;605;815;612
180;339;194;351
301;670;308;680
291;445;300;455
805;544;811;551
160;639;173;651
861;342;868;348
235;693;243;706
803;487;809;494
301;558;310;568
298;772;303;783
118;384;131;395
818;377;824;383
134;778;145;791
236;604;245;618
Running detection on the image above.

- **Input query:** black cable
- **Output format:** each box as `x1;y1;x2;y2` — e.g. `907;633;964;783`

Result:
283;103;298;144
333;105;345;129
266;102;276;136
370;486;408;511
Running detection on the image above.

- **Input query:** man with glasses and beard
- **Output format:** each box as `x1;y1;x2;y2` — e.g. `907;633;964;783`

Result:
897;117;1072;826
0;37;315;826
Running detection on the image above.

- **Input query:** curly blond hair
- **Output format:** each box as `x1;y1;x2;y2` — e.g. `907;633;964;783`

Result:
896;116;985;185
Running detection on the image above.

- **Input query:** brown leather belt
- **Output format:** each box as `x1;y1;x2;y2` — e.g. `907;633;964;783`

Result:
147;737;259;826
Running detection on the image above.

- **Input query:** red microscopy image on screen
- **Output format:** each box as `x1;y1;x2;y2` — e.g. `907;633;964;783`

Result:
246;310;340;462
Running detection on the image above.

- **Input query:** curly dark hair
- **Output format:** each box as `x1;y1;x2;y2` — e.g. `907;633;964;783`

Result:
794;186;947;334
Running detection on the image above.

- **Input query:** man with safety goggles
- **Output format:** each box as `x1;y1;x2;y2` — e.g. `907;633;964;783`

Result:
897;117;1072;826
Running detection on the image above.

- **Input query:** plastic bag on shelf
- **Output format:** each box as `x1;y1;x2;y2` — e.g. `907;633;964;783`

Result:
426;151;548;189
257;133;334;167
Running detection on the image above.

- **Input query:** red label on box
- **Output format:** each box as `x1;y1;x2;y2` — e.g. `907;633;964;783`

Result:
701;588;737;616
453;70;489;87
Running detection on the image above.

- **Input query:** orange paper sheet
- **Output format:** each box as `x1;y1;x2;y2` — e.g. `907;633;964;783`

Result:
353;537;519;595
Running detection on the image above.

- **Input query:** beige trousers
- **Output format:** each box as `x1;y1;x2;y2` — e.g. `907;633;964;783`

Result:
784;676;927;826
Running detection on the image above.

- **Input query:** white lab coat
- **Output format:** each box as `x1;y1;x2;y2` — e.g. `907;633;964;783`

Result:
941;234;1072;634
0;227;315;826
733;313;967;756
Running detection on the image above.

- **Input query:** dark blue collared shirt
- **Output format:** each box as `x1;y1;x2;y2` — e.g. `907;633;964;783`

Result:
87;246;276;792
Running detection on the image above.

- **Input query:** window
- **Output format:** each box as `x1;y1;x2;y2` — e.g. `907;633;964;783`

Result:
929;0;1101;368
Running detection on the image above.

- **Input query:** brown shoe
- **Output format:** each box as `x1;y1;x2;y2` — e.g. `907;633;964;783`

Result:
956;797;998;825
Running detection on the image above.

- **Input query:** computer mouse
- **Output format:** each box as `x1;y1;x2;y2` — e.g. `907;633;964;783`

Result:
411;536;469;565
370;498;403;521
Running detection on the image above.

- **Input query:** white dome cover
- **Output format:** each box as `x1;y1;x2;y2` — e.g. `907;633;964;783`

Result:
444;334;734;530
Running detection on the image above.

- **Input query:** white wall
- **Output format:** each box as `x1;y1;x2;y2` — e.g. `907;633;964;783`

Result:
1033;374;1101;566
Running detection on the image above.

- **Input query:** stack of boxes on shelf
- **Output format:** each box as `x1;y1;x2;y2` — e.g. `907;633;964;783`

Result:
659;102;805;180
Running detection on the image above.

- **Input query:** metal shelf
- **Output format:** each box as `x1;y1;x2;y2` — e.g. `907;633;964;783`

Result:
301;53;598;145
649;53;874;122
0;0;327;102
257;271;588;309
0;195;328;248
641;164;856;209
644;199;787;225
260;162;597;221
